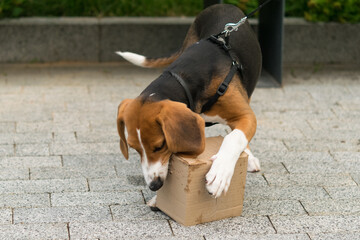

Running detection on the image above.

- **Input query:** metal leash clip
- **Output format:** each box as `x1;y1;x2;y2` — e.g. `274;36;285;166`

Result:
224;16;248;36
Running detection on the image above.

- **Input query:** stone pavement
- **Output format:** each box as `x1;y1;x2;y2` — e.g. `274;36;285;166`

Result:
0;63;359;239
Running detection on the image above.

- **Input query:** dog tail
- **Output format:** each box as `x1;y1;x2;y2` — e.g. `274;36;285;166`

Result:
115;51;181;68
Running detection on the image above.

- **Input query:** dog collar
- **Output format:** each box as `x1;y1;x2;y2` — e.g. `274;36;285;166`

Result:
166;71;195;112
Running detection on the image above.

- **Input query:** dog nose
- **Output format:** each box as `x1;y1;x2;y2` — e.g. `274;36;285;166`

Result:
149;177;163;191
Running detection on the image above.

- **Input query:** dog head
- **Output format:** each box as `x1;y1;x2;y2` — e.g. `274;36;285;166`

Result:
117;98;205;191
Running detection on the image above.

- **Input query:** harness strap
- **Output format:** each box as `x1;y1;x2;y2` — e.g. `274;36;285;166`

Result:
201;62;239;113
167;71;195;112
200;35;244;113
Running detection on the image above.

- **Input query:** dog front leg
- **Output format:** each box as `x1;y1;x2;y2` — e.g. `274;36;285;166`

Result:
206;112;257;198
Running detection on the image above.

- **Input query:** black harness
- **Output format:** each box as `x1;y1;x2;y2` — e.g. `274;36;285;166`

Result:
166;33;243;120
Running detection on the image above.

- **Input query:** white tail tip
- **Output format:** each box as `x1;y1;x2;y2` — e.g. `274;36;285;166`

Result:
116;51;146;67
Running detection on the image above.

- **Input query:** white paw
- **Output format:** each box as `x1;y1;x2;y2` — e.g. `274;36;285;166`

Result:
205;155;236;198
247;154;261;172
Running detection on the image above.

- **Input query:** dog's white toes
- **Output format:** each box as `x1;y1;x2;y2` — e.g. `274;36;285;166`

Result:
205;158;234;198
247;155;261;172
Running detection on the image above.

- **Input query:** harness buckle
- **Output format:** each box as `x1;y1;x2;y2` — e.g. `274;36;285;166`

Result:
216;82;229;96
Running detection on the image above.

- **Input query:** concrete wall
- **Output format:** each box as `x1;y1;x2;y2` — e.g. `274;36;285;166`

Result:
0;17;359;64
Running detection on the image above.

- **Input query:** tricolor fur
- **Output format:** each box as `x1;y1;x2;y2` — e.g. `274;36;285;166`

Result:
116;4;262;205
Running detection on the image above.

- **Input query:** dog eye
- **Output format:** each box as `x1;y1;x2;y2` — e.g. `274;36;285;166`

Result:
153;141;166;153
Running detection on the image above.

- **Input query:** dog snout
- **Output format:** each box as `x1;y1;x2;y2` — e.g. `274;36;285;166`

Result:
149;177;163;191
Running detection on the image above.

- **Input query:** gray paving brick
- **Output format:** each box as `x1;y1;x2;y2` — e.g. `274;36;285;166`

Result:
0;208;12;224
271;215;360;234
242;199;306;216
14;206;111;223
253;151;334;164
206;233;310;240
0;144;14;156
310;231;360;240
302;199;360;216
283;161;346;174
0;223;68;240
170;216;275;236
0;193;50;208
13;132;52;144
0;156;62;167
16;121;53;133
51;191;143;207
264;173;356;187
351;173;360;185
62;154;125;167
0;168;29;180
30;165;117;180
16;143;49;156
325;186;360;199
0;178;88;194
0;122;15;133
76;131;120;143
89;177;146;191
70;220;172;239
332;151;360;162
245;173;268;187
111;204;168;221
284;139;360;152
250;139;288;152
50;142;119;155
245;186;330;200
53;132;76;143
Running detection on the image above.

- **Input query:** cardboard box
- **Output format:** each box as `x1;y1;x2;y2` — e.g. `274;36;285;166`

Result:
157;136;248;226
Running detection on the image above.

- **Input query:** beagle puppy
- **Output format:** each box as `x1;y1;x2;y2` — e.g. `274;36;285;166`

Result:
116;4;261;202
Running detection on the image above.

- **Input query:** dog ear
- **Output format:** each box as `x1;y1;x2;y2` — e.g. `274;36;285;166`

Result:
117;99;133;160
157;100;205;156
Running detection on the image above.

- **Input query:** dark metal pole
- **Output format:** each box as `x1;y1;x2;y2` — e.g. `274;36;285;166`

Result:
258;0;284;85
203;0;223;9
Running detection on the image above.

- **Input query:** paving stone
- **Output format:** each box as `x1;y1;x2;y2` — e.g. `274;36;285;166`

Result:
245;186;330;200
325;186;360;199
30;165;117;180
111;204;169;221
301;199;360;216
13;132;53;144
309;231;360;240
351;173;360;185
0;178;88;194
242;199;306;216
0;156;62;168
206;233;310;240
69;220;172;239
250;139;288;153
257;162;288;174
245;173;268;187
76;130;127;143
283;161;346;174
0;144;14;156
170;216;275;236
0;168;29;180
271;215;360;234
62;153;129;167
15;143;49;156
0;122;15;133
0;193;50;208
0;223;68;239
50;142;119;155
0;208;12;224
89;177;146;191
254;151;334;164
51;191;143;207
52;132;76;143
264;173;356;187
14;206;111;223
16;121;53;133
332;152;360;162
